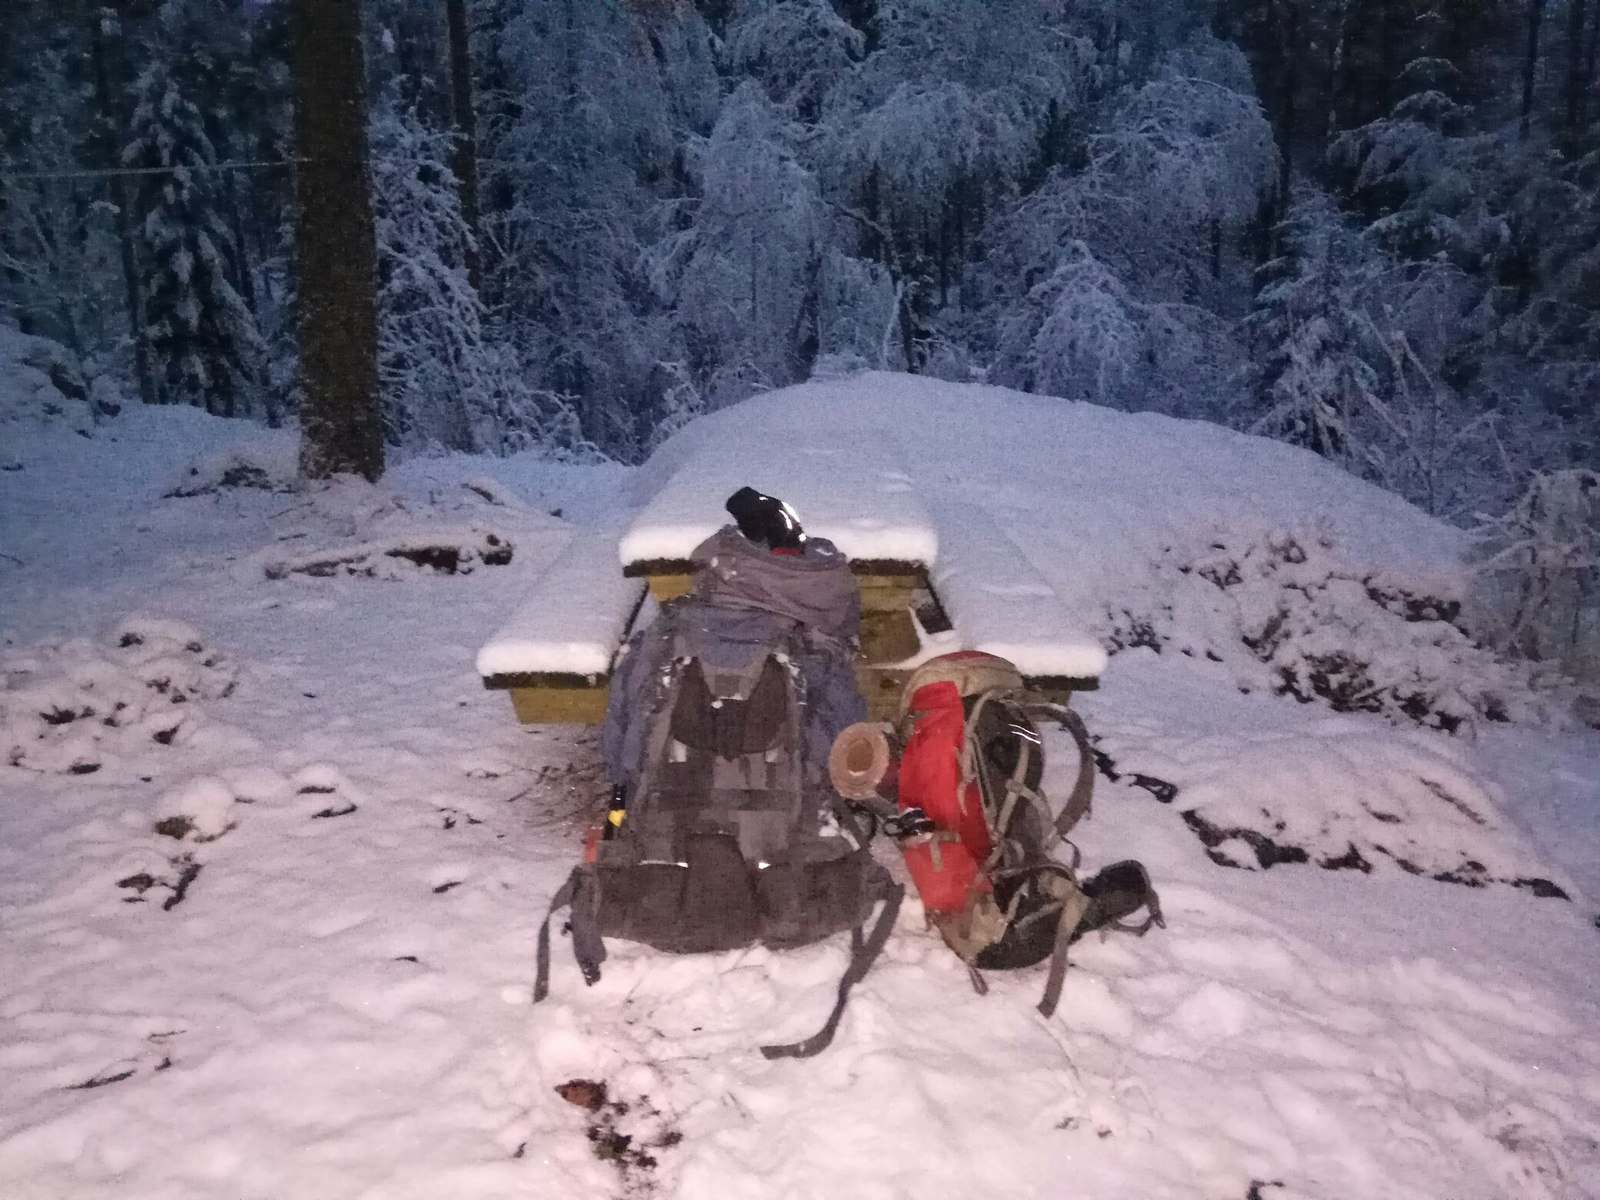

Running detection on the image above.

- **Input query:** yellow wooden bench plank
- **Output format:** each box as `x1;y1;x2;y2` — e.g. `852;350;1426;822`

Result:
508;682;610;725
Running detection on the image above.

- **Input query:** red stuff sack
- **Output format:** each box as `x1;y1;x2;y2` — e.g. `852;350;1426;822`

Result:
895;677;991;913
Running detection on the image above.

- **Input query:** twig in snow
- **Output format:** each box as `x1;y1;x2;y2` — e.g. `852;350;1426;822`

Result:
68;1067;136;1090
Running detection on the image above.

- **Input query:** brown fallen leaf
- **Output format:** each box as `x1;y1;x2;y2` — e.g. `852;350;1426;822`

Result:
555;1078;608;1112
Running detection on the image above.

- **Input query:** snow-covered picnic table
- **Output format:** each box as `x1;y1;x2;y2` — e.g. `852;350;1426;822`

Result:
478;421;1107;723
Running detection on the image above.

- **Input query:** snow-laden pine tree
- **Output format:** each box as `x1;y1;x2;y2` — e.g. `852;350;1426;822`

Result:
0;33;123;372
483;0;715;456
368;91;585;458
1242;194;1383;472
983;34;1273;417
123;56;262;416
654;82;828;406
369;92;481;452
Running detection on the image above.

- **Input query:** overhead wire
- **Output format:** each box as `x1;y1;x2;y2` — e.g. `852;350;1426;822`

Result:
0;153;567;185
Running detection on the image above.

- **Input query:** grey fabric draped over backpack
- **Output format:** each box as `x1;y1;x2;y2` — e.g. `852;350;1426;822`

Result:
536;522;902;1059
602;526;866;789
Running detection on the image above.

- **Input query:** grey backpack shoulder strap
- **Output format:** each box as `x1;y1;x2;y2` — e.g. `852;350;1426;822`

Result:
533;866;606;1002
760;869;903;1060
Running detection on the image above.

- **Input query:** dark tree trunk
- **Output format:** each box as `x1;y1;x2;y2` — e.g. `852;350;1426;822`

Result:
1567;0;1591;142
445;0;483;292
1277;1;1301;223
1587;0;1600;133
1375;0;1402;119
1325;0;1350;136
836;0;879;53
291;0;383;482
1523;0;1547;137
87;4;157;407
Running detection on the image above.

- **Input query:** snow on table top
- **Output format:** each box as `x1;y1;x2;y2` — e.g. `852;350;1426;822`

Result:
618;424;937;569
931;499;1109;679
475;526;645;679
636;372;1468;596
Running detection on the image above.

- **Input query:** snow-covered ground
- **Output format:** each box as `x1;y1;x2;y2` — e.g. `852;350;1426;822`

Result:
3;372;1598;1199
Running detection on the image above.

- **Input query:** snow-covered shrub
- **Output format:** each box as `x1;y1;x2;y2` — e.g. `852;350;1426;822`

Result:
1472;470;1600;680
1103;529;1569;731
0;324;99;434
1;618;237;777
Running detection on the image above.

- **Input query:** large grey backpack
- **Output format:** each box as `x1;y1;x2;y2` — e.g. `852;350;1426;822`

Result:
535;595;902;1059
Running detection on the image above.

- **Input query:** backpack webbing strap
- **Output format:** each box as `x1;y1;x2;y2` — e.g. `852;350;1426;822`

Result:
629;666;687;828
533;867;605;1003
1036;883;1093;1019
760;877;904;1060
1050;706;1095;839
964;691;1095;846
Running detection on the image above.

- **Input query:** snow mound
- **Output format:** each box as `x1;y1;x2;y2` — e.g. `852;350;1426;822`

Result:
253;481;519;580
1092;654;1575;898
1105;527;1568;730
1;618;237;778
289;763;365;819
165;442;297;497
152;775;238;842
638;371;1468;590
628;372;1470;692
0;324;101;435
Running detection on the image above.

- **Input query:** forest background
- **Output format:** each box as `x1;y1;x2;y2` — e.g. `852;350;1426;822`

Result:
3;0;1598;662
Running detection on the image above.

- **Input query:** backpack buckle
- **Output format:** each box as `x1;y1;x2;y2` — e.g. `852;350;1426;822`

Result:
882;806;938;841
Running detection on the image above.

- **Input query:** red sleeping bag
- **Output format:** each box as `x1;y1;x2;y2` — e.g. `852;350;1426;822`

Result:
896;678;992;913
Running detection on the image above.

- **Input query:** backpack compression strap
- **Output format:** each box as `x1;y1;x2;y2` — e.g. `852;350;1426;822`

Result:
1036;875;1093;1018
760;873;904;1060
1036;860;1166;1018
1029;702;1095;839
953;694;1094;844
960;691;1096;858
533;866;605;1003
